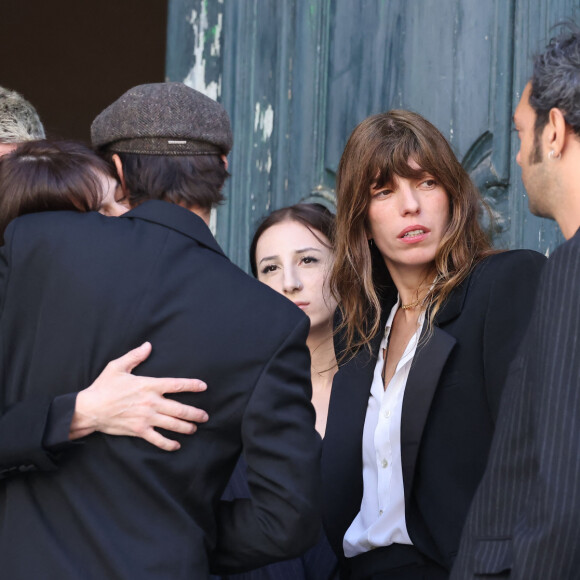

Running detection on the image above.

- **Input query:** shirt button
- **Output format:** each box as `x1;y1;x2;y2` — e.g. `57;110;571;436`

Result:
381;459;388;468
384;410;391;418
379;509;383;516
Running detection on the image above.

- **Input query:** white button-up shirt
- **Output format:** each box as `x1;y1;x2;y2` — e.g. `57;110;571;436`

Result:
343;299;425;557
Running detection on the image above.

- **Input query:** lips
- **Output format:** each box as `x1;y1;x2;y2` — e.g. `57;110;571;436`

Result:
293;301;309;310
398;225;430;244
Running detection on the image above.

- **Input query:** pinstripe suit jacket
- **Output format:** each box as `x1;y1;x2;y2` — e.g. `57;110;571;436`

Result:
451;230;580;579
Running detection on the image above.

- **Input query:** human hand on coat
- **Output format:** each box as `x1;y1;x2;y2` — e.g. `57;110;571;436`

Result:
71;342;208;451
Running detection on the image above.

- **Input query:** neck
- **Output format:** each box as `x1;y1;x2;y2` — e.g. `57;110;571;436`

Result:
183;203;211;226
553;179;580;240
551;139;580;239
307;322;337;388
556;205;580;240
386;263;434;312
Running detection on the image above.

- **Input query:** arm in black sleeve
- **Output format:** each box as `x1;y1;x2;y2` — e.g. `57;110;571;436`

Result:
211;316;322;573
0;222;78;478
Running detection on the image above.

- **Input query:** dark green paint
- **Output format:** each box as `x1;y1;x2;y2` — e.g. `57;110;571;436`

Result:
167;0;580;270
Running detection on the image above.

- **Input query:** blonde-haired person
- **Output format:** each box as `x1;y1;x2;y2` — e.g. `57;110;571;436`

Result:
321;110;546;579
0;86;45;156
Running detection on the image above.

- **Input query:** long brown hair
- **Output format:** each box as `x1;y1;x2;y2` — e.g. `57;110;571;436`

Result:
331;110;494;356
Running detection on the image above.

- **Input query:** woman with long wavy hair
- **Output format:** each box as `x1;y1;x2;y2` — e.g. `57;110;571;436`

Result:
321;110;546;579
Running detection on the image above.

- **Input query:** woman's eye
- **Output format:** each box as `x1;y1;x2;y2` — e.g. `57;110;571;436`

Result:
421;178;437;188
373;189;392;198
301;256;319;265
260;264;278;274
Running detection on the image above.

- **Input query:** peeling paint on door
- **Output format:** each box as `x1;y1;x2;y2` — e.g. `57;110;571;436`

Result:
182;3;222;99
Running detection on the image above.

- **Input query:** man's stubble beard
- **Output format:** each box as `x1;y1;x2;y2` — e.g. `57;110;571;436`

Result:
525;136;555;221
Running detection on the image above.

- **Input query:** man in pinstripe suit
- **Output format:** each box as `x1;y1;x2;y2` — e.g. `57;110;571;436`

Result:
451;27;580;579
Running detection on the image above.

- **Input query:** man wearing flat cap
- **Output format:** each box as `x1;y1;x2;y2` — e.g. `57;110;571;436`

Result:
0;83;321;579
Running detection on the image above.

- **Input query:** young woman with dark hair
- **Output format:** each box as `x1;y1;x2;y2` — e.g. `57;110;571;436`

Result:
251;203;337;437
0;139;127;240
321;110;546;579
217;203;339;580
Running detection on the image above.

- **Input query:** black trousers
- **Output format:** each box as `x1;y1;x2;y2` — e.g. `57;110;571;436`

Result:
347;544;448;580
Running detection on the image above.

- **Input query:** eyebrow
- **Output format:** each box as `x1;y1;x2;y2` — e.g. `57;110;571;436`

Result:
372;170;433;189
258;247;323;265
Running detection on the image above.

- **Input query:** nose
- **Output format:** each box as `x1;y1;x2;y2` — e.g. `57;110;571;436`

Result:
282;266;303;294
399;183;420;216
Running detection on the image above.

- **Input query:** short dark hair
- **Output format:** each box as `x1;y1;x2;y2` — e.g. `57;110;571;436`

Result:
0;140;109;241
249;203;336;277
530;24;580;139
106;152;229;211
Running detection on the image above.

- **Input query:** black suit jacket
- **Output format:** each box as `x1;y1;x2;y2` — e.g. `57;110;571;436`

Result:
321;250;545;575
0;201;321;579
451;231;580;579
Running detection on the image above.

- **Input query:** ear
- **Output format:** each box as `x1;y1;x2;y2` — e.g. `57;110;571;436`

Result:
546;107;567;157
220;154;229;171
112;154;128;193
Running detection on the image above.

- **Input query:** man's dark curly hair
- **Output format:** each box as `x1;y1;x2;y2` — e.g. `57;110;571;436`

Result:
530;23;580;140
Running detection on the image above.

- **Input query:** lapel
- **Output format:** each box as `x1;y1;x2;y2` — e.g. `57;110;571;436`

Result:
328;315;389;463
400;276;469;500
323;289;395;535
121;200;227;259
400;327;456;500
329;284;397;465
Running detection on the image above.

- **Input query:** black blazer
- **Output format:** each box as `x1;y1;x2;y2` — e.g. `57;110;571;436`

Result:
0;201;321;579
451;231;580;579
321;250;546;574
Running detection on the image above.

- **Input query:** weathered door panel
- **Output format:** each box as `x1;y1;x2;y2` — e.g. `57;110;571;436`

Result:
167;0;579;270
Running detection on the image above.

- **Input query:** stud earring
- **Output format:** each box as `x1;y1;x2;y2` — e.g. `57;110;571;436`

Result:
549;150;562;160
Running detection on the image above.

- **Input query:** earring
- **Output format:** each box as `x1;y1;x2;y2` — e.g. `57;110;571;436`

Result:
369;239;374;247
549;150;562;160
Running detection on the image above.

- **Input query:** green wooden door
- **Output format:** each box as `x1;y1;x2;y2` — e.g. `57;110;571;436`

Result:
166;0;580;270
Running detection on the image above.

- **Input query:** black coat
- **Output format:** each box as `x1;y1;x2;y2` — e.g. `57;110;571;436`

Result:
0;201;321;579
321;250;546;575
451;231;580;579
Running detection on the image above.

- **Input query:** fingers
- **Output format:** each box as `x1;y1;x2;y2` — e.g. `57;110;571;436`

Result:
154;414;200;435
159;399;209;424
142;429;182;452
110;342;153;373
141;414;205;452
155;378;208;395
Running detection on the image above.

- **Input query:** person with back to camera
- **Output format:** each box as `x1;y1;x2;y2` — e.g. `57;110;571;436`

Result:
0;140;328;579
0;138;211;447
320;110;546;579
216;203;339;580
0;83;321;579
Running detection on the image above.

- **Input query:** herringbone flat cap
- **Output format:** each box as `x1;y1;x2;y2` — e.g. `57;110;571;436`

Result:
91;83;232;156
